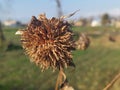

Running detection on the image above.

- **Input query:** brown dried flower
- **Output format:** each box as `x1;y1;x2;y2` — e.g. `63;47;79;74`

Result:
75;33;90;50
17;14;75;71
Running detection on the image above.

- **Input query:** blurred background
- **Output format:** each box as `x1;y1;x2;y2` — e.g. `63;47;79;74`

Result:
0;0;120;90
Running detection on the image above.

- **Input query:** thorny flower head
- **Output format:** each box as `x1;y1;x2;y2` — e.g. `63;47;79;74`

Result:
16;14;75;71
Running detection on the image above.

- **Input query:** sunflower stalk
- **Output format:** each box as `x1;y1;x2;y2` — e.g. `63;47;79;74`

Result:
55;67;66;90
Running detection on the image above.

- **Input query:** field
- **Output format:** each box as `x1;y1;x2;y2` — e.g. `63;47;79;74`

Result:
0;26;120;90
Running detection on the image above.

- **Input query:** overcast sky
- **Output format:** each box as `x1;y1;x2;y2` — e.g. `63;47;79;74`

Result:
0;0;120;23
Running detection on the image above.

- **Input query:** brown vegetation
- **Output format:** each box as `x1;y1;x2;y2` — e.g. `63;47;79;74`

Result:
17;13;77;90
75;33;90;50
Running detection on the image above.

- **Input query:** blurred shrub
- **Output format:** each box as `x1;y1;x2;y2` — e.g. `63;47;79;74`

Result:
6;42;22;51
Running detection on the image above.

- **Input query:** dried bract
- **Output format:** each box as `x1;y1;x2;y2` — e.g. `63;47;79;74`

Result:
18;14;75;71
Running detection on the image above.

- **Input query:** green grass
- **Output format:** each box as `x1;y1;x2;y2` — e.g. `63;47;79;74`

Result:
0;26;120;90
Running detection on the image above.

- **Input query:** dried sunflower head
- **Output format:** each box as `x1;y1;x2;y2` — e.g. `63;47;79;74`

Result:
75;33;90;50
16;14;75;71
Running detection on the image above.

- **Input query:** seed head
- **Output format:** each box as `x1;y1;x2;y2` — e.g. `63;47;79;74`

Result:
75;33;90;50
18;14;75;71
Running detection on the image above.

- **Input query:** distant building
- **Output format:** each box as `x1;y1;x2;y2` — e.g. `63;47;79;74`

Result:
91;18;101;27
114;21;120;28
3;20;24;27
3;20;17;27
90;17;102;27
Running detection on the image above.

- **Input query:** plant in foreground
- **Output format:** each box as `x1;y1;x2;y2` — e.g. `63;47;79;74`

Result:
16;13;77;90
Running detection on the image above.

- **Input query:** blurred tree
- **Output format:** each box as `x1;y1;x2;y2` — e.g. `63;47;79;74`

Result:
101;13;111;26
0;21;5;46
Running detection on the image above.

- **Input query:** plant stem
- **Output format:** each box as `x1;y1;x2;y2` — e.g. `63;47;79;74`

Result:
103;72;120;90
55;67;66;90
